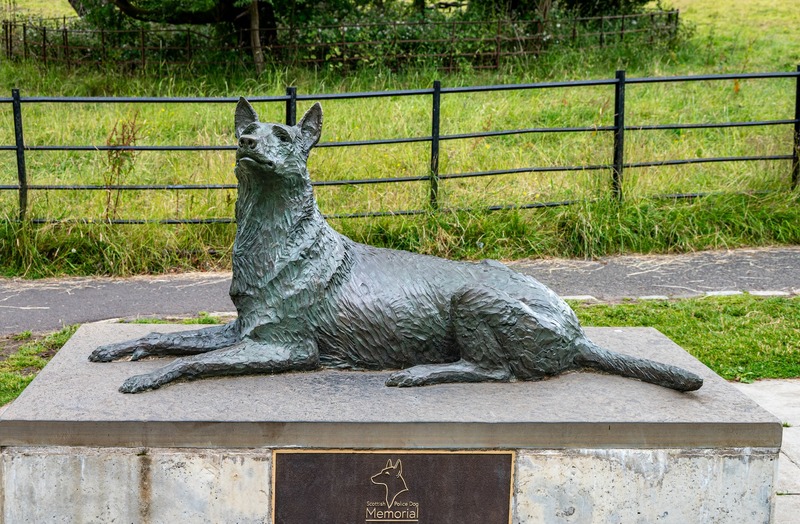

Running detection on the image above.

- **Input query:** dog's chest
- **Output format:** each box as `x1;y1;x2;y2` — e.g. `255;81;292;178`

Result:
230;222;350;332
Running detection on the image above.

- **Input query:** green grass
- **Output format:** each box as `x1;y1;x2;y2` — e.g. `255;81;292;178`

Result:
669;0;800;71
0;324;77;405
126;312;227;325
571;295;800;382
2;0;76;19
3;192;799;277
337;192;800;259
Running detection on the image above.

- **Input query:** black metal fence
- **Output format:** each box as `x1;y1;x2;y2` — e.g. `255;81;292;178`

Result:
2;67;799;224
1;10;679;72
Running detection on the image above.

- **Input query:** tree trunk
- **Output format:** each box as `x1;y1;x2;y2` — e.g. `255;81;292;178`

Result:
413;0;425;17
249;0;265;75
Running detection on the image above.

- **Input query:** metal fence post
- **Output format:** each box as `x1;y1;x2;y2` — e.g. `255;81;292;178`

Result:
11;89;28;220
140;27;146;70
495;20;501;69
100;27;105;63
599;16;605;47
429;80;441;209
4;21;9;60
285;86;297;126
670;10;680;40
612;70;626;201
792;64;800;190
63;26;70;70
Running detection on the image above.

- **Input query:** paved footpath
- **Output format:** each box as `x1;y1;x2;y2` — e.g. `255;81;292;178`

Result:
0;245;798;519
1;246;798;335
734;380;800;522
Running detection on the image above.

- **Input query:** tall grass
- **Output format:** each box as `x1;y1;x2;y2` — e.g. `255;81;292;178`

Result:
1;0;799;277
4;192;798;278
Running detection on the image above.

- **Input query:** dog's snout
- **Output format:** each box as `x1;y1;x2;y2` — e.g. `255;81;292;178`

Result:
239;135;257;149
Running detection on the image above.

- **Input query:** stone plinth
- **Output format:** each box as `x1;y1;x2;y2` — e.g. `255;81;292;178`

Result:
0;324;782;523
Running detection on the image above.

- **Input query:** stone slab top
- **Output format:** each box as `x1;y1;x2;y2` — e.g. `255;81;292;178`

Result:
0;324;782;449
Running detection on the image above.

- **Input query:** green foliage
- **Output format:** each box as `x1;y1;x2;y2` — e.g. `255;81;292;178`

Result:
104;110;143;220
78;0;127;29
3;0;680;73
470;0;652;18
182;311;225;324
571;295;800;381
12;331;33;341
560;0;651;17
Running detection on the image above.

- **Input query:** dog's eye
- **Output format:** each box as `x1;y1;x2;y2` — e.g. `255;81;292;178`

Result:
274;129;292;143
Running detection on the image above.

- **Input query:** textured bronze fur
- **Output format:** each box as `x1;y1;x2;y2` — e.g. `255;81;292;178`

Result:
89;100;703;394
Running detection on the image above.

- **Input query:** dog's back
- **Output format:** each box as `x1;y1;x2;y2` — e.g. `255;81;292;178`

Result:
315;240;577;370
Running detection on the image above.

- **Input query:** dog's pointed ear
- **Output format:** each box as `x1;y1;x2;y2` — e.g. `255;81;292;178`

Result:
385;459;392;468
235;97;259;139
297;102;322;154
395;460;402;476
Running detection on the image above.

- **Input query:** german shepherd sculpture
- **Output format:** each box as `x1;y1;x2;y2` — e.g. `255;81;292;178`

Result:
90;99;703;394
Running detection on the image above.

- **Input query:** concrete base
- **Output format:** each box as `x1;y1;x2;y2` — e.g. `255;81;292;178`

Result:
0;324;783;523
0;445;777;524
514;448;776;523
2;447;272;523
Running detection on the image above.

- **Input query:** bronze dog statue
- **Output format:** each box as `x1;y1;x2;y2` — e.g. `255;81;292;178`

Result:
90;99;703;394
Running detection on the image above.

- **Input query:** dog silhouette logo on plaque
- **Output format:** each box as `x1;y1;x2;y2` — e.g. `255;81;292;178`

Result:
371;459;409;509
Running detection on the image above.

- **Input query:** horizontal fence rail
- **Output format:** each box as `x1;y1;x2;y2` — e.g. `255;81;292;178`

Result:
1;11;679;72
1;67;799;224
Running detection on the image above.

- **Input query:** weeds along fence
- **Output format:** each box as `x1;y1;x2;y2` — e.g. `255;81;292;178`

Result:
1;67;799;224
0;10;679;71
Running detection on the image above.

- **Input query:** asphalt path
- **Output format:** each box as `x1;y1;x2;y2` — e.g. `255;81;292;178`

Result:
1;246;798;336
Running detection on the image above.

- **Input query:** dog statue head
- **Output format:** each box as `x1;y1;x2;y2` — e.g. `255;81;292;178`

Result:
234;98;322;189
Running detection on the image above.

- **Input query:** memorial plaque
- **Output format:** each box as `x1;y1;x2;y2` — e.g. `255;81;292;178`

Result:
273;450;514;524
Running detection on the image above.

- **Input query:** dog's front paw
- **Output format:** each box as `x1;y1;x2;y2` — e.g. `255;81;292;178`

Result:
119;373;161;394
89;342;135;362
385;370;418;387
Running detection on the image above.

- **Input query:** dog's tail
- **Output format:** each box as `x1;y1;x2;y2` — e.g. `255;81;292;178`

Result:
574;340;703;392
